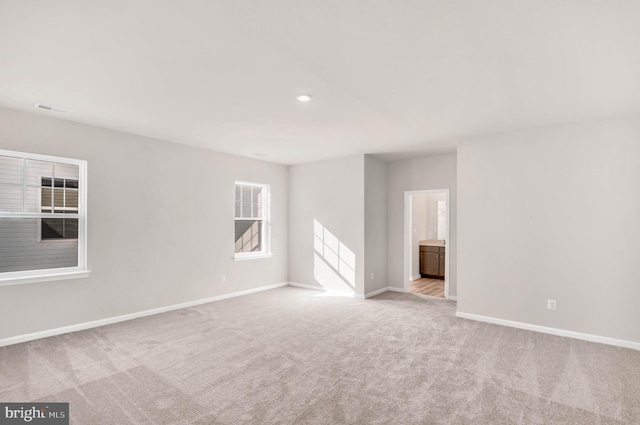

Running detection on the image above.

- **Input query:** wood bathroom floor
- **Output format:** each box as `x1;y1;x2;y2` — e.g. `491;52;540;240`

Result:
410;278;445;298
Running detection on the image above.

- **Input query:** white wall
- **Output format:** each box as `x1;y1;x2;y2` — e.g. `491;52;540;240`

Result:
387;154;457;294
410;194;427;278
288;155;365;296
426;192;446;240
364;155;387;295
0;106;288;339
457;115;640;343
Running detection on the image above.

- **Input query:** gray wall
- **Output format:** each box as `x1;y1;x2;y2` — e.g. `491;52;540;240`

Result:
457;115;640;343
288;155;365;296
364;155;387;295
387;154;457;295
0;106;288;339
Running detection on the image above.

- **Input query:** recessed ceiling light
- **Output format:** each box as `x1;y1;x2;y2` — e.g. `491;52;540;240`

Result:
34;103;67;114
296;94;312;102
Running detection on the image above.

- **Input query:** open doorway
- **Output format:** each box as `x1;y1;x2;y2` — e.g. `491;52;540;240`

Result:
404;189;450;299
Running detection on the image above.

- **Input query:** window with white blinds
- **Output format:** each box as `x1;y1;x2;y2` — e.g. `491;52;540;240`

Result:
234;182;270;259
0;149;87;283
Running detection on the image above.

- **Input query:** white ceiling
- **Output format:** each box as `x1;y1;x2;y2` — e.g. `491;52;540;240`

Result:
1;0;639;164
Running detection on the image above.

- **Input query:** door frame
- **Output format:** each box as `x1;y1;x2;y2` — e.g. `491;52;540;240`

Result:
403;189;451;299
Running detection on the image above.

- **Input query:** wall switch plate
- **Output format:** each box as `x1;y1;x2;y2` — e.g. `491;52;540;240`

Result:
547;299;557;310
221;274;226;283
371;273;375;280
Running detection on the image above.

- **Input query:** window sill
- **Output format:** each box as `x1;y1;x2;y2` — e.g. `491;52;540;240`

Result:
234;253;273;261
0;270;91;287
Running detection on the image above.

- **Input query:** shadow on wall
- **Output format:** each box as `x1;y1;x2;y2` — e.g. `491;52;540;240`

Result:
313;219;355;295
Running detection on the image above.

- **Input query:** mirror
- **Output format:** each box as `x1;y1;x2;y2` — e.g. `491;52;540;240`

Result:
413;193;446;243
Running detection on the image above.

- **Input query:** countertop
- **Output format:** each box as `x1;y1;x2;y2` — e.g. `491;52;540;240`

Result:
419;240;445;247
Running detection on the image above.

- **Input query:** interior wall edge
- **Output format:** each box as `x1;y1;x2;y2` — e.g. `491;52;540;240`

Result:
456;311;640;351
0;282;290;347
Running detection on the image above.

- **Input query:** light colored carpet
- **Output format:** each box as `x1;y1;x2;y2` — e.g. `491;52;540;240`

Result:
1;287;639;424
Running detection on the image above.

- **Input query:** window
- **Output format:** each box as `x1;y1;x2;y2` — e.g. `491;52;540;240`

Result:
0;149;89;285
234;181;271;260
40;177;79;240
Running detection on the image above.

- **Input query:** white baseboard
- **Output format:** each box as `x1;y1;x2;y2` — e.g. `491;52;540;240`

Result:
286;281;324;291
288;282;397;298
456;311;640;351
287;281;364;298
410;274;421;281
289;283;446;301
447;295;458;301
0;282;289;347
364;287;388;299
387;287;408;293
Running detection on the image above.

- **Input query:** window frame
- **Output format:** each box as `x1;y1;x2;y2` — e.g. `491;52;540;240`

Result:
233;181;272;261
37;176;80;242
0;149;89;286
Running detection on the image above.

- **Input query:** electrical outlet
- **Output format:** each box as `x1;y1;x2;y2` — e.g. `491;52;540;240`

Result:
221;274;226;283
371;272;375;280
547;299;557;310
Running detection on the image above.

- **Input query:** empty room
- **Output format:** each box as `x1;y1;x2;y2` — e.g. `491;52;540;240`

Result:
1;1;639;424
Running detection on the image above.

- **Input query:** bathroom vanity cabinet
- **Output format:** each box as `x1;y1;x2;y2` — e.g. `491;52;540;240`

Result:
420;245;445;279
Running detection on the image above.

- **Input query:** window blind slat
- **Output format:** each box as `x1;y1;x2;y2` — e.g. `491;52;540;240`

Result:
0;156;23;185
25;159;53;187
0;183;24;213
235;184;264;220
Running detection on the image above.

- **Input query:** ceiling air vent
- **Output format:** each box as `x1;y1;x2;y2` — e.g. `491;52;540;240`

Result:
34;103;68;114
